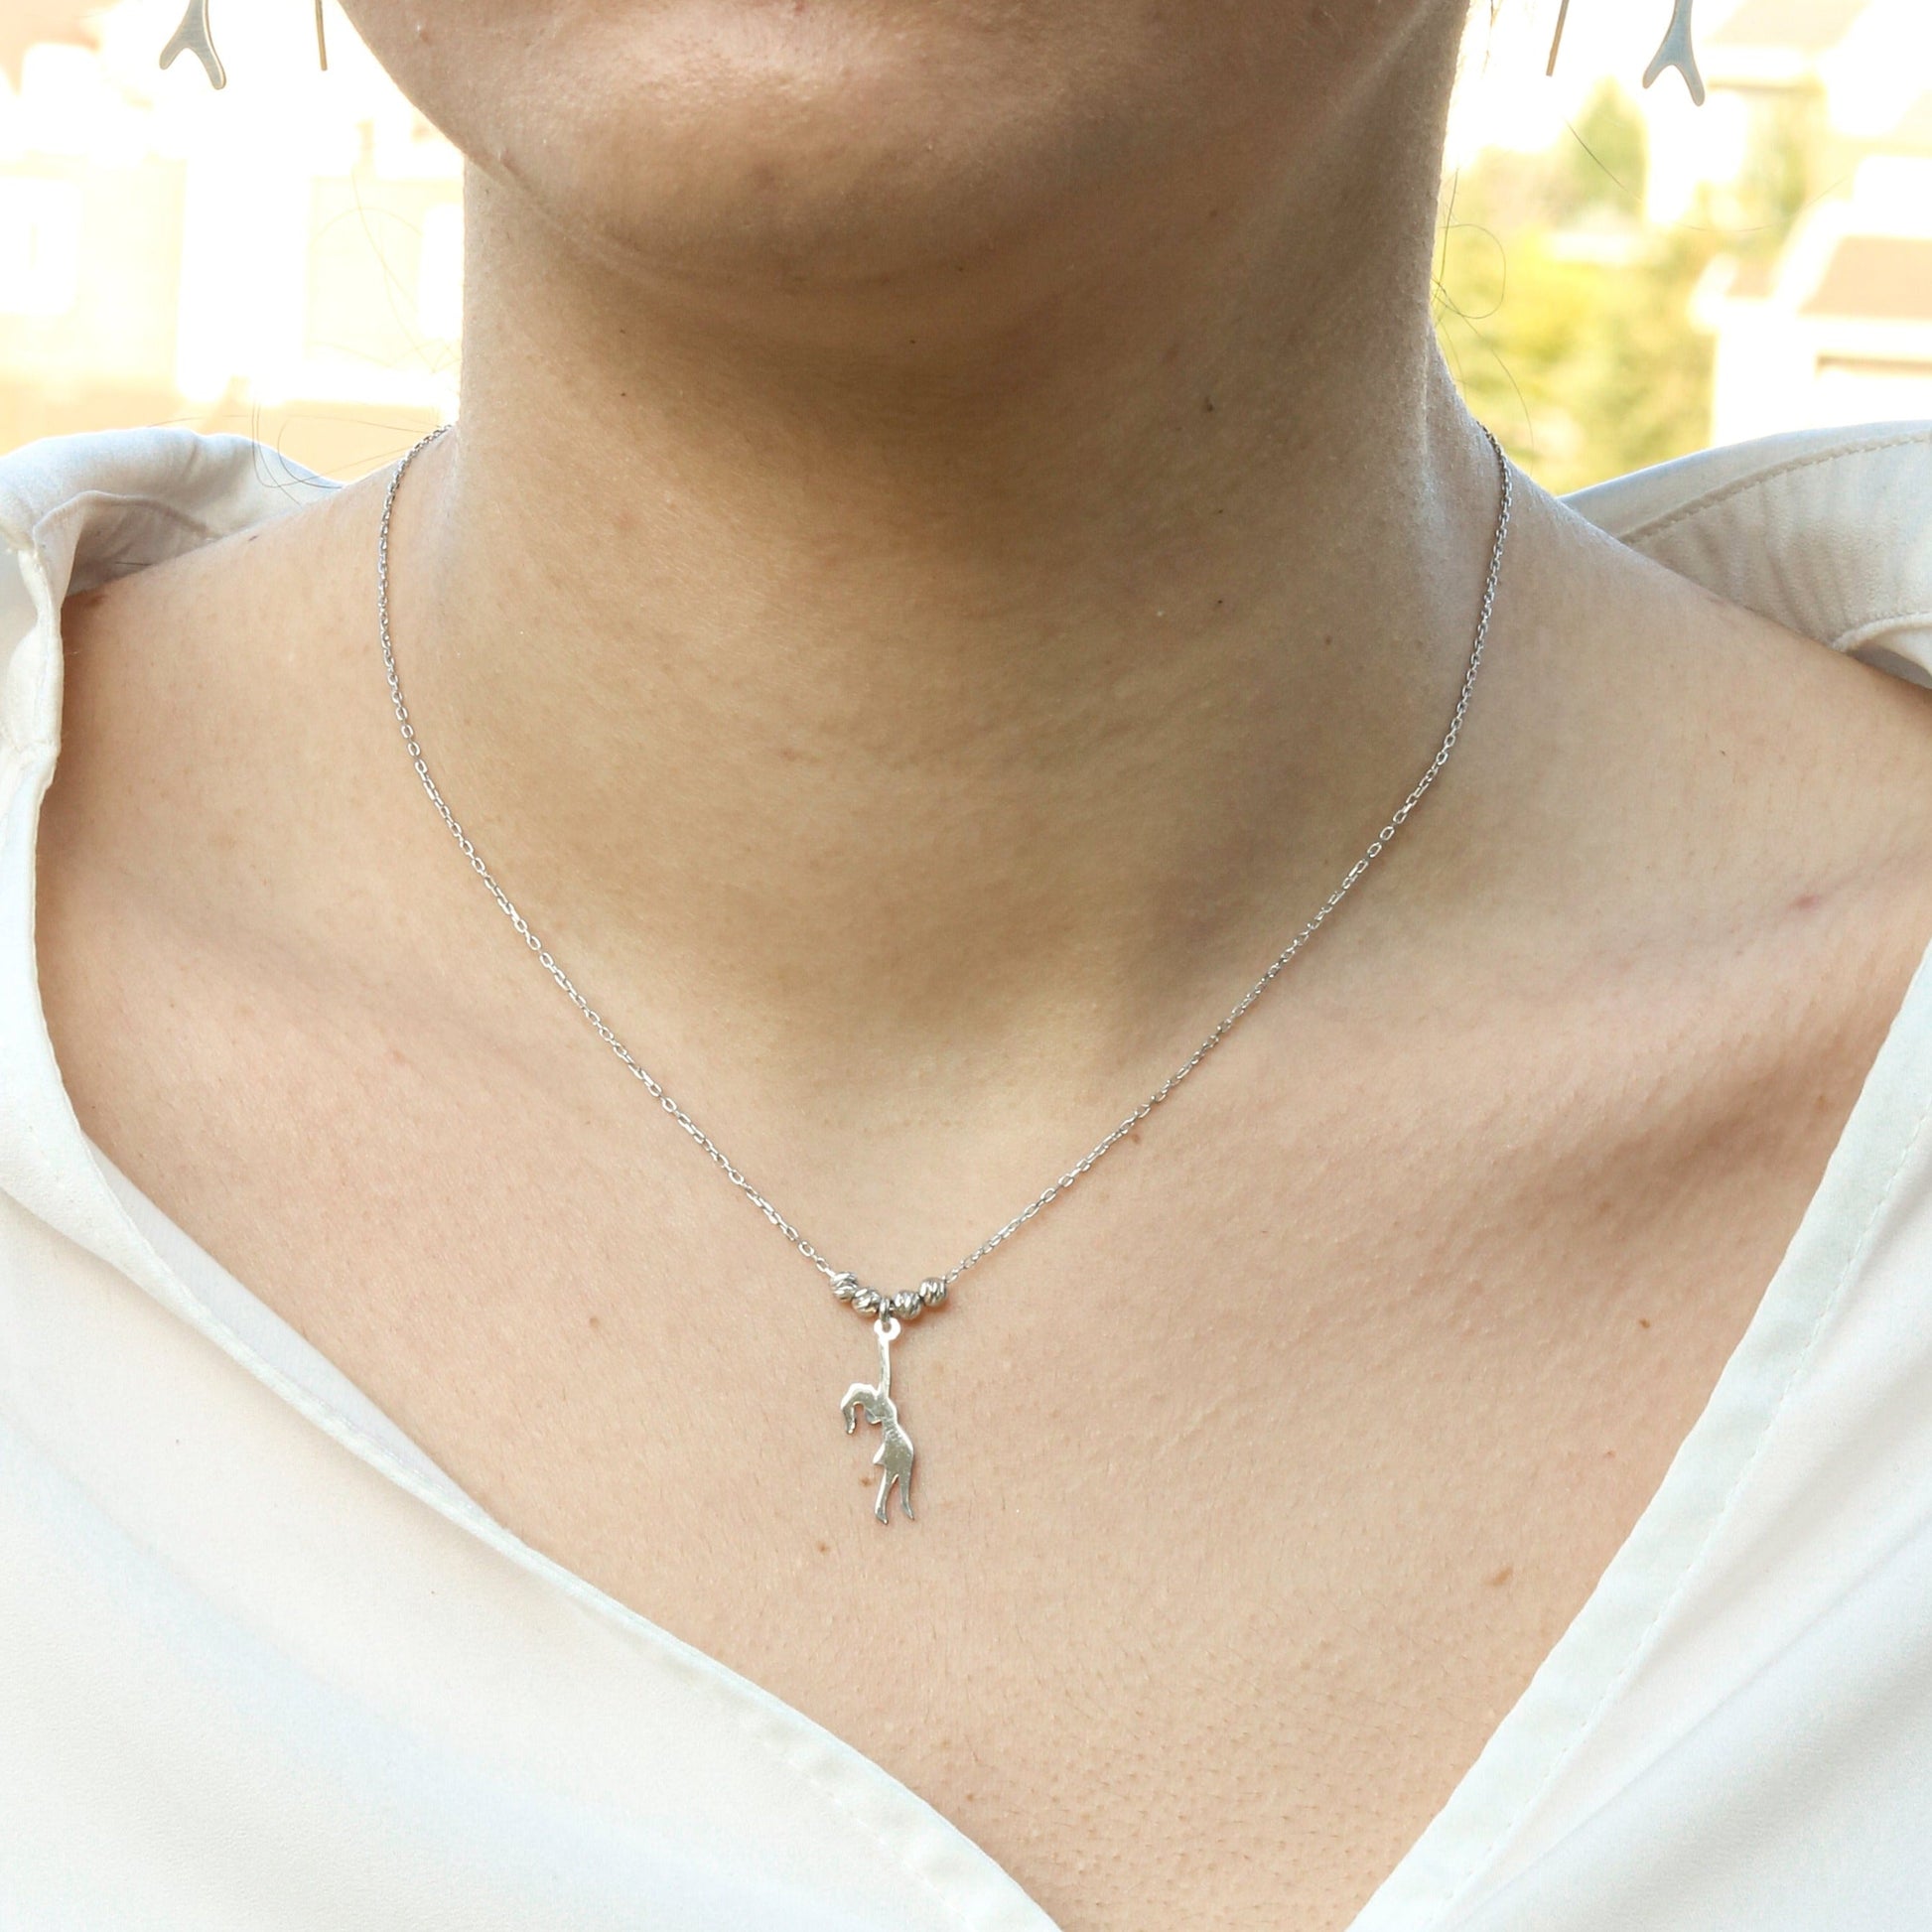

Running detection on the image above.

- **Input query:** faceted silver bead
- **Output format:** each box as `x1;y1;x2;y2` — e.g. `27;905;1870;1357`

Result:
890;1289;923;1320
852;1288;882;1316
831;1271;860;1303
919;1278;948;1310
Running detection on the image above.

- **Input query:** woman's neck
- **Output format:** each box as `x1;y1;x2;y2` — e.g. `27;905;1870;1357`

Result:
384;20;1505;1071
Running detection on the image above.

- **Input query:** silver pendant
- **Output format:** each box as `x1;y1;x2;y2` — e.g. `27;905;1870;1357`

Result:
842;1315;915;1524
159;0;225;89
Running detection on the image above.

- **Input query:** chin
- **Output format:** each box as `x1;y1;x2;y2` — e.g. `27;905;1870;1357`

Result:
341;0;1401;307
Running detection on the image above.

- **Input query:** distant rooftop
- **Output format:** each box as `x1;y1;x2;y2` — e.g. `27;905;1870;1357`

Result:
1710;0;1869;54
1800;235;1932;319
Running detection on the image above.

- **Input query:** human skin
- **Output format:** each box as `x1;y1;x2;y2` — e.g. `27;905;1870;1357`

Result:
35;2;1932;1927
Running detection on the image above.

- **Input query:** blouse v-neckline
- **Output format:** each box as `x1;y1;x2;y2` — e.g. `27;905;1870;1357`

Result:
5;421;1932;1930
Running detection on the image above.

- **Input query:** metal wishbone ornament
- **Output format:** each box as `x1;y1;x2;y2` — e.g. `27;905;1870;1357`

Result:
375;424;1515;1524
159;0;224;89
160;0;329;87
1547;0;1706;108
1643;0;1706;108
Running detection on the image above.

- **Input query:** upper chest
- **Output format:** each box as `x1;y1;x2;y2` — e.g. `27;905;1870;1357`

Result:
35;856;1932;1932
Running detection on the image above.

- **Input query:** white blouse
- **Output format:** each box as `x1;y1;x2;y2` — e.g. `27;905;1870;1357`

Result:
4;421;1932;1930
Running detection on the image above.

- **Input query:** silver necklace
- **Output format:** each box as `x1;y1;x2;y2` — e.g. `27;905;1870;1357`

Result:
376;423;1514;1525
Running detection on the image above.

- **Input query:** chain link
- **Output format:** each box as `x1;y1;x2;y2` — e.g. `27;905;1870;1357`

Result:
377;421;1514;1301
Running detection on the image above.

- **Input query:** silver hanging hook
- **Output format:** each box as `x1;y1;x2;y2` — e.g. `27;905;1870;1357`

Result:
1643;0;1707;106
159;0;224;89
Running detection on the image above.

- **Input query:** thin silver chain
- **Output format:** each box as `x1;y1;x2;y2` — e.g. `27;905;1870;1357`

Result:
376;421;1513;1305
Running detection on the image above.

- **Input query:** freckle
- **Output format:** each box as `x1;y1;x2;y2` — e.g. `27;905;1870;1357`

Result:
1792;892;1822;913
1638;1316;1651;1329
1604;1448;1616;1458
816;1540;829;1554
588;1313;602;1329
1488;1565;1513;1587
1202;396;1216;412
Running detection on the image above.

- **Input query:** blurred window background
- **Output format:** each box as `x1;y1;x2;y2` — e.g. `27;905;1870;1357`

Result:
1;0;1929;487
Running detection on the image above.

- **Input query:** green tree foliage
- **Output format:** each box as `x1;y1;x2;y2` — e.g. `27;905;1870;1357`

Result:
1559;79;1650;218
1435;83;1718;493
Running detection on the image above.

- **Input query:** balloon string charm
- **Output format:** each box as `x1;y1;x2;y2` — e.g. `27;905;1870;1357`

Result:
841;1315;916;1526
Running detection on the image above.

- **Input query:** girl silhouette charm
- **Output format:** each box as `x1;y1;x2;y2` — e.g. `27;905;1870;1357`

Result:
842;1316;915;1524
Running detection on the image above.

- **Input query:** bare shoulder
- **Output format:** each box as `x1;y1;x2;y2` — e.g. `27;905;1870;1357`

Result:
1456;481;1932;1205
40;464;409;1161
49;466;391;920
1488;480;1932;915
